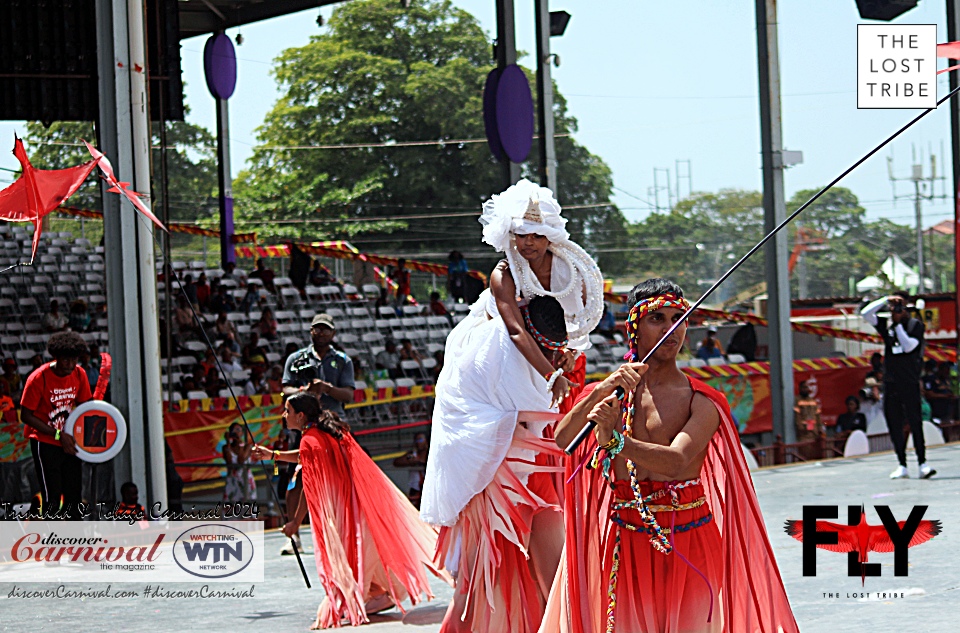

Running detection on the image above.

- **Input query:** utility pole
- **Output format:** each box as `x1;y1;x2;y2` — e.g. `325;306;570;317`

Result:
534;0;557;192
755;0;794;443
495;0;520;187
948;0;960;353
888;149;946;292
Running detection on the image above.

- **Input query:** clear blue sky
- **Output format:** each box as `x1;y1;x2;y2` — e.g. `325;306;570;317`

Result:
0;0;956;231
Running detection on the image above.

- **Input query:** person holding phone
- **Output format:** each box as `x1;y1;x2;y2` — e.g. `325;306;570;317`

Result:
860;291;933;479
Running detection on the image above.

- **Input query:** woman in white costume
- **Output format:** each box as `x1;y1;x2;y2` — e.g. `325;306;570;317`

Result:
421;179;604;633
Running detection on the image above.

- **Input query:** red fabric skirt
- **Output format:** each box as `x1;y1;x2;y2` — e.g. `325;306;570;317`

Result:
604;479;722;633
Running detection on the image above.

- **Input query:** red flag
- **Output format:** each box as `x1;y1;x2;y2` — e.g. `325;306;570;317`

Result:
0;137;99;263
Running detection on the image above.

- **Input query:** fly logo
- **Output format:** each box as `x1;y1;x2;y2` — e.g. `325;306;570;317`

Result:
784;505;941;585
173;525;254;579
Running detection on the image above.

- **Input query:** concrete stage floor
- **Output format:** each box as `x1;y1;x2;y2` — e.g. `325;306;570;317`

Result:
3;444;957;632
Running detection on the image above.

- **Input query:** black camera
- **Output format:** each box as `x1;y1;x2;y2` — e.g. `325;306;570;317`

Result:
892;304;904;314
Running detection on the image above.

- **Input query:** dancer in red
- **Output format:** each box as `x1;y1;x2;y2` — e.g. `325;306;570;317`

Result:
545;278;798;633
254;393;449;628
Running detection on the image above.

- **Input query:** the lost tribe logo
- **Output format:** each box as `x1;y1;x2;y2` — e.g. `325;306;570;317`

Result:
784;505;941;585
172;524;254;579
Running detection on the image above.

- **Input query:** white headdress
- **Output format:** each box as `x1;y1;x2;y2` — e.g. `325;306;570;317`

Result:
478;179;604;345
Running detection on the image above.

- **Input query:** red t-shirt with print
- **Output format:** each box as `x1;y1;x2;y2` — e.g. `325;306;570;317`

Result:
20;363;92;446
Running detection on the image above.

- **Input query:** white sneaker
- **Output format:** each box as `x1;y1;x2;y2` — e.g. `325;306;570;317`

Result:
889;466;909;479
280;534;302;556
919;463;937;479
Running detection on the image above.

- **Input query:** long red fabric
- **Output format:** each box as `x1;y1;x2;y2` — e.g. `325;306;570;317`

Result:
299;428;450;628
545;378;798;633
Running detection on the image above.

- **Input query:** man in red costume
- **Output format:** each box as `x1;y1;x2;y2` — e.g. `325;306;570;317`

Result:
545;278;798;633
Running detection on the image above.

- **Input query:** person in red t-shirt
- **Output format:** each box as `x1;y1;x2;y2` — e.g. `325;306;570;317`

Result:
390;259;411;306
20;332;92;519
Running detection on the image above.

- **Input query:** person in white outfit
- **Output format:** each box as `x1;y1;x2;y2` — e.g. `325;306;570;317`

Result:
420;179;604;633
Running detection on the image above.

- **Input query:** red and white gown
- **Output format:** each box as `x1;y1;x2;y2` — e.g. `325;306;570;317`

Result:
420;282;586;633
298;428;450;629
539;378;799;633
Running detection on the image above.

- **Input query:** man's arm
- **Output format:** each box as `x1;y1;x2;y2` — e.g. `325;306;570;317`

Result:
21;407;78;455
893;318;923;353
860;297;887;326
554;363;646;449
591;393;721;480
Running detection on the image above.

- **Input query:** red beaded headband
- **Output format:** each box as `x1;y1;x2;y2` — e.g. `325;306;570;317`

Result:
624;293;690;361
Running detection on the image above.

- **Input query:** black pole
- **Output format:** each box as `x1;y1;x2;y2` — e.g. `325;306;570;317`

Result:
564;85;960;455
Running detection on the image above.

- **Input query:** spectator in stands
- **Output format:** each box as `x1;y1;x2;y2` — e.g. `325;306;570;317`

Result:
115;482;145;519
29;354;43;373
83;345;100;392
352;356;365;382
596;302;616;338
20;331;92;520
42;299;68;333
179;375;198;395
242;332;269;367
209;284;237;314
923;361;956;423
399;338;423;363
220;331;241;355
447;250;468;303
393;432;430;508
249;258;277;295
205;371;227;398
283;342;300;362
200;349;218;375
794;380;823;442
429;291;448;317
183;274;198;306
390;259;411;306
696;325;724;356
221;261;240;282
222;422;256;503
695;336;722;361
281;313;355;418
243;366;267;396
870;351;883;375
220;347;243;373
68;300;92;332
174;296;197;338
196;273;211;310
255;308;278;341
726;322;758;362
835;395;867;434
238;281;260;314
266;365;283;393
0;358;22;402
431;350;444;383
375;340;402;379
310;260;336;287
213;311;239;342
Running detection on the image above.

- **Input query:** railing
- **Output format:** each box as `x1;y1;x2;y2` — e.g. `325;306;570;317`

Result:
748;421;960;467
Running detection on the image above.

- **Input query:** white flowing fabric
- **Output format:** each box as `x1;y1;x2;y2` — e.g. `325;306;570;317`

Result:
420;286;557;527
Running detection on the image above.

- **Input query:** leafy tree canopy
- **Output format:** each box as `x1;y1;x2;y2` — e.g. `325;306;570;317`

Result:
236;0;627;273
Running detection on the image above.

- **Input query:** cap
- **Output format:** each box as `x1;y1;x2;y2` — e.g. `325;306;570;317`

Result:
707;325;718;333
2;358;15;367
311;313;336;329
864;377;880;387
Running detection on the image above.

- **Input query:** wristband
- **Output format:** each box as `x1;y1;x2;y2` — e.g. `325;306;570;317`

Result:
545;369;564;392
54;429;61;441
273;450;280;476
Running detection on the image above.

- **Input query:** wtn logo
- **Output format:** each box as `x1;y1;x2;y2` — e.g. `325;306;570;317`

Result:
180;541;243;564
172;525;255;579
784;505;941;585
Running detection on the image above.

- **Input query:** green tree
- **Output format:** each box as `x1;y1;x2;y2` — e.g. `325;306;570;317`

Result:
236;0;625;273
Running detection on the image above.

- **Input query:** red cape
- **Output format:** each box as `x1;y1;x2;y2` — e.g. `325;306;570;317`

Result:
554;377;798;633
299;429;450;627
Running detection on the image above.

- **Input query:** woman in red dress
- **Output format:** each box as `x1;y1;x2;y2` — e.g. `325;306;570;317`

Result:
256;393;450;628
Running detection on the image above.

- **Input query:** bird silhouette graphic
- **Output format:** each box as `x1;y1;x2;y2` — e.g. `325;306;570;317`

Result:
784;508;941;585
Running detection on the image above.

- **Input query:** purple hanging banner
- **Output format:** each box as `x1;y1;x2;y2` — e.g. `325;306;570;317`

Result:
203;33;237;100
